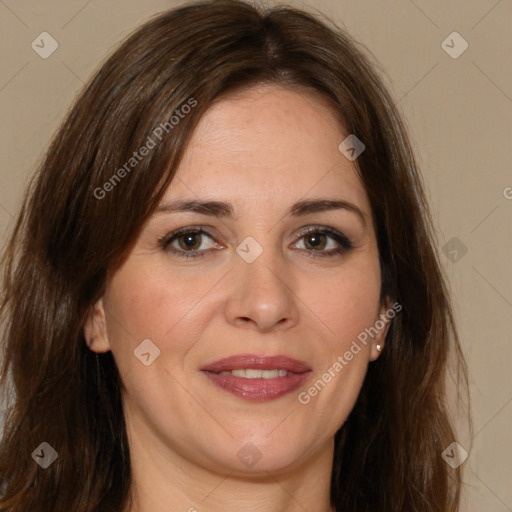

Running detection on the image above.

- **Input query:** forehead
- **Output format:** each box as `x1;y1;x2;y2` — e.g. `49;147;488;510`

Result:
166;84;370;214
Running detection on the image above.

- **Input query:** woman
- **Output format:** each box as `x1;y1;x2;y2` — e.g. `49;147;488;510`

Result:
0;0;469;510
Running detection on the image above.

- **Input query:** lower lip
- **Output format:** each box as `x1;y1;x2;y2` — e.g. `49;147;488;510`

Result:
202;371;311;402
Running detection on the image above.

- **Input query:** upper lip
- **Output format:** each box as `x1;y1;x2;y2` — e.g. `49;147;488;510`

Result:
200;354;311;374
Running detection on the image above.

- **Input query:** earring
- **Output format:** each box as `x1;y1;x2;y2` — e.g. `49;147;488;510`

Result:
376;344;382;352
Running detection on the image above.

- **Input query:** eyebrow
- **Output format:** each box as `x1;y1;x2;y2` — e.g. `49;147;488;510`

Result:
153;198;367;226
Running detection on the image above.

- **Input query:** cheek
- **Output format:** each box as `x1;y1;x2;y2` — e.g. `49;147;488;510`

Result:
103;260;218;367
298;255;382;418
306;257;382;350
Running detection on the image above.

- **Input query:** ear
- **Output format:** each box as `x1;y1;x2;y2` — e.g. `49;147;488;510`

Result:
84;298;111;353
369;295;393;361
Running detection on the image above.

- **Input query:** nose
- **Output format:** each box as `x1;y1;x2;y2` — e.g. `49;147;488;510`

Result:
224;244;300;333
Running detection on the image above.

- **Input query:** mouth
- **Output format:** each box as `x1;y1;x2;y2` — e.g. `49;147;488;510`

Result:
200;354;312;402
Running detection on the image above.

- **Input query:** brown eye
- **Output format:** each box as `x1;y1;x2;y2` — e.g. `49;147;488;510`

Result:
292;227;353;257
304;232;327;251
177;231;203;251
160;228;218;259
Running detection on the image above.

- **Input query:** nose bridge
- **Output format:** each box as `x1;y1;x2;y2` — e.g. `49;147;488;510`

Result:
226;235;299;331
240;243;284;294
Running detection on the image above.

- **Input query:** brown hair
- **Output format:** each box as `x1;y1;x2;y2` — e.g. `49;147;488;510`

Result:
0;1;469;510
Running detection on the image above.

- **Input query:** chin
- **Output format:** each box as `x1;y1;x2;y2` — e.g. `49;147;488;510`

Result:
200;433;315;476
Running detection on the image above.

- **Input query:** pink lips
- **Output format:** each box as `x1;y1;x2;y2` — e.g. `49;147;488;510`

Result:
201;354;312;402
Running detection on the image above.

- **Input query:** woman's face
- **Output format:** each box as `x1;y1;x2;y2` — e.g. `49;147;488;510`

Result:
85;84;389;475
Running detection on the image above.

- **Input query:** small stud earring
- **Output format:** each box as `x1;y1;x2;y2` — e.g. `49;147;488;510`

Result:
376;344;382;352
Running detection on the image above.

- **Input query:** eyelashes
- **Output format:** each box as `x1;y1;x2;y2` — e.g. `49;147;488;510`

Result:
158;225;354;260
291;226;353;256
158;227;219;258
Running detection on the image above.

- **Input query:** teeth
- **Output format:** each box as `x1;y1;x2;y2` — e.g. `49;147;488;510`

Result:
218;369;289;378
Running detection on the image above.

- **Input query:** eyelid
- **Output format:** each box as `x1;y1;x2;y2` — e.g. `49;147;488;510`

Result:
166;226;215;241
159;224;353;258
291;225;353;255
294;225;352;245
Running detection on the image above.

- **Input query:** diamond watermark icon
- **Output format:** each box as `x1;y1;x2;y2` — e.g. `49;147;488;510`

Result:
32;442;58;469
31;32;59;59
237;442;263;468
134;338;161;366
236;236;263;263
338;134;365;161
442;442;468;469
441;32;468;59
442;237;468;263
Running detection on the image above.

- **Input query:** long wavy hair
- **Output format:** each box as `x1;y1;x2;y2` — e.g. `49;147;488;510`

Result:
0;1;469;510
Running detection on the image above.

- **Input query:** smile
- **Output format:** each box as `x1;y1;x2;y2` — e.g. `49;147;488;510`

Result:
201;354;312;401
218;369;289;378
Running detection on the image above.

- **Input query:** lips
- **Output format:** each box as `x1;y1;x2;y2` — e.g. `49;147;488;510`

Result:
200;354;312;402
201;354;311;373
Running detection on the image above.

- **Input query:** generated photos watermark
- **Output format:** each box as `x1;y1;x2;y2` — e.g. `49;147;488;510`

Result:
298;301;402;405
94;97;198;200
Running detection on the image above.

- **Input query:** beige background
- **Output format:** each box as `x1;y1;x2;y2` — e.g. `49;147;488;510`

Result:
0;0;511;510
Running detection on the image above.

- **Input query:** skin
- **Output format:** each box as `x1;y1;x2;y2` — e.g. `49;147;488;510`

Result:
85;84;390;512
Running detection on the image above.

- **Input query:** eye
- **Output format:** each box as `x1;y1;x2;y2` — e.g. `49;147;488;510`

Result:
292;226;353;257
159;225;353;260
159;227;220;259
